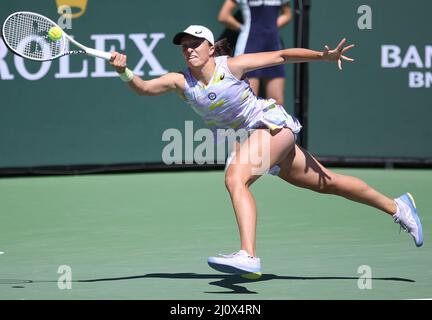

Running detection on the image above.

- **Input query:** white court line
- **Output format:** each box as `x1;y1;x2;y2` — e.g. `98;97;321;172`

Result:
0;251;4;255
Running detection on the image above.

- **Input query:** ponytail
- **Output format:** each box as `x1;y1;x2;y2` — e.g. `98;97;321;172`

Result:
213;38;233;57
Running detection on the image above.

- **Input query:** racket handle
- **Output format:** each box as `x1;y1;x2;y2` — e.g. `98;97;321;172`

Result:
86;48;112;60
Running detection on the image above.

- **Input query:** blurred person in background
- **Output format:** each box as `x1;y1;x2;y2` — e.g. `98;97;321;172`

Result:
218;0;292;106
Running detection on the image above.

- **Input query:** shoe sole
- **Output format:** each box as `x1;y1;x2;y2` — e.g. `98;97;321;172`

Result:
405;192;423;247
240;272;262;280
208;261;262;279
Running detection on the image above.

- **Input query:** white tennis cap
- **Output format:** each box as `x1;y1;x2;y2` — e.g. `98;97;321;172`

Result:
173;25;215;45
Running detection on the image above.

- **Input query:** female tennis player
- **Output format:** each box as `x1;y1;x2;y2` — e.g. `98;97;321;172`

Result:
109;25;423;279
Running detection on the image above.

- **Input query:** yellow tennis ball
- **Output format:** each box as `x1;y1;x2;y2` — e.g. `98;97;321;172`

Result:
48;26;63;41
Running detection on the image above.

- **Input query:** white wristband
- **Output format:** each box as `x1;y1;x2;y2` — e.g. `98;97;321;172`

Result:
118;68;134;82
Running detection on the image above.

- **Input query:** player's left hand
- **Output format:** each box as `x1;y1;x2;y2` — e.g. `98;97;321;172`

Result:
322;38;355;70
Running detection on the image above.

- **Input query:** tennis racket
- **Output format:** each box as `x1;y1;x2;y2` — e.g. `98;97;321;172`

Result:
1;11;112;62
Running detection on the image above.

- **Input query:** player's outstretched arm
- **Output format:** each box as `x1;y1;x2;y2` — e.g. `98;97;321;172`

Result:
228;38;355;78
110;52;184;96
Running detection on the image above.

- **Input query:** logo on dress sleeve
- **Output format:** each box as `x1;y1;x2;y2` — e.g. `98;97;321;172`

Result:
208;92;217;100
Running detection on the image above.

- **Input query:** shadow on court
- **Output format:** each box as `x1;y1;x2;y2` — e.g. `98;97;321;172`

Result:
0;273;416;294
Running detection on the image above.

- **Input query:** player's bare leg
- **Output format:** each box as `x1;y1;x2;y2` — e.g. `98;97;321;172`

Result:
278;145;396;214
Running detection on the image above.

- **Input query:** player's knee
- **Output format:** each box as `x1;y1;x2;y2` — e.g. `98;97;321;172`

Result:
225;174;241;193
225;172;248;193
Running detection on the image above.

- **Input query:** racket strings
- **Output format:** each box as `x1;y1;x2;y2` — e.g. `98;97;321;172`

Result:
3;13;65;61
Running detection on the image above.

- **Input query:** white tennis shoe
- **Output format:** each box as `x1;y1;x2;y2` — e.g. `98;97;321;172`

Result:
393;193;423;247
208;250;262;279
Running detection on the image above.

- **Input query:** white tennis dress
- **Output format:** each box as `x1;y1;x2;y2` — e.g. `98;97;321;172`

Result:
181;55;302;175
